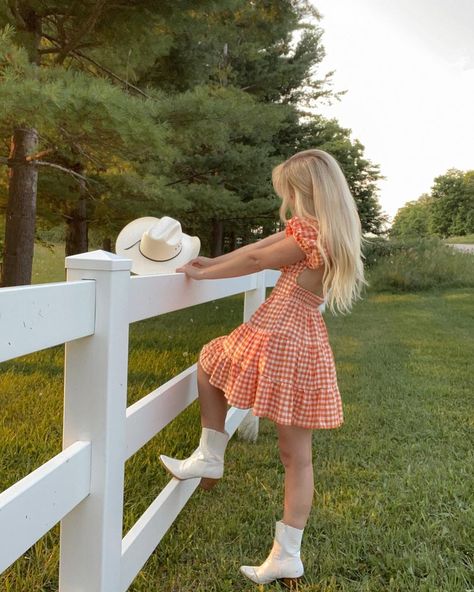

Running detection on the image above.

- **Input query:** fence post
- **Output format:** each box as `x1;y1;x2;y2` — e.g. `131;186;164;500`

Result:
237;269;267;442
59;250;132;592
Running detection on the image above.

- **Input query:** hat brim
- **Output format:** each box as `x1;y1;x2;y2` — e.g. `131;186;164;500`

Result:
115;216;201;275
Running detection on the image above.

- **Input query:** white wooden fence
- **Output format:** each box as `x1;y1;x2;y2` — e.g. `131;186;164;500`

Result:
0;249;292;591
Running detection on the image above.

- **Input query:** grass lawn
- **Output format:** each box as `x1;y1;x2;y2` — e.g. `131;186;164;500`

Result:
443;234;474;245
0;245;473;591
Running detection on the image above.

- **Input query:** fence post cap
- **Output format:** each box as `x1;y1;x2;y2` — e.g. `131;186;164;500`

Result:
65;250;133;272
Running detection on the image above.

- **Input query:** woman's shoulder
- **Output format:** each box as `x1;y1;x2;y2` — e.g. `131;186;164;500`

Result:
285;215;319;236
285;215;328;269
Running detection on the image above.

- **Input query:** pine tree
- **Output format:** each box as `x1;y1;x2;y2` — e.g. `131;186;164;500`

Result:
0;1;178;286
0;0;386;280
137;0;350;254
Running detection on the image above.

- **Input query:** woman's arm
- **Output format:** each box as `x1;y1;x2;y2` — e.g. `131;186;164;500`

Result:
209;229;286;265
198;234;307;280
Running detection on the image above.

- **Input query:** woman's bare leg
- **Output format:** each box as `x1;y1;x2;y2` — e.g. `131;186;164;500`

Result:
276;423;314;529
197;360;229;432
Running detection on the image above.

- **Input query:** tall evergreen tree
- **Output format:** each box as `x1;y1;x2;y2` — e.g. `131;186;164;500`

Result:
0;0;387;279
0;1;182;286
137;0;354;254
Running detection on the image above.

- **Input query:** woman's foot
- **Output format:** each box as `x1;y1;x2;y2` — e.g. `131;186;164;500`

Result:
240;520;305;587
159;427;230;489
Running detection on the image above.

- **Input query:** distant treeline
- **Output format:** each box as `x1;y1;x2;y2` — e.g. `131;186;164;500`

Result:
390;169;474;239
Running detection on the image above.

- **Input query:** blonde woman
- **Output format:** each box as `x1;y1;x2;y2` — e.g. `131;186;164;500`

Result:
159;149;368;587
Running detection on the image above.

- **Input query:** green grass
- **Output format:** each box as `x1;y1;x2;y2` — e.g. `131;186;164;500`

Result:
0;246;473;591
31;243;68;284
443;234;474;245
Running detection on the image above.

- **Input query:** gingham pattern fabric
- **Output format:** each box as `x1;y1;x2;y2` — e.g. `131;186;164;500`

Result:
199;215;344;429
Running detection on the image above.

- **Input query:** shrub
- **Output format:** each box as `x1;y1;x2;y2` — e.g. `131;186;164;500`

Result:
364;236;474;292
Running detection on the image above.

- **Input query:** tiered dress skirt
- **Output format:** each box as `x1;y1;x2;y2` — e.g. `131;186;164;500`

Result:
198;264;344;429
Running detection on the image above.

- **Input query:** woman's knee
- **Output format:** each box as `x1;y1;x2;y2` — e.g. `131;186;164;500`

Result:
277;424;313;468
279;450;312;469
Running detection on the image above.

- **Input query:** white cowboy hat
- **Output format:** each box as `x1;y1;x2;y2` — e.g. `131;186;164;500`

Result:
115;215;201;275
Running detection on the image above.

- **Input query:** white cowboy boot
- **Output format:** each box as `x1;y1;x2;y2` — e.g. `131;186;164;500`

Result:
159;427;230;490
240;520;305;587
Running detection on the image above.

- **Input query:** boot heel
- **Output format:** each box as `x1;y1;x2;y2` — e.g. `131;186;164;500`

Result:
280;576;302;589
199;477;220;491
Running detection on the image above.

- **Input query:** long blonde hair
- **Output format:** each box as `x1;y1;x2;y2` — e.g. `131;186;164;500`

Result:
272;148;369;315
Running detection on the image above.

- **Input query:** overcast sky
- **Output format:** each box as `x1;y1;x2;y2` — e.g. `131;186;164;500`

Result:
309;0;474;225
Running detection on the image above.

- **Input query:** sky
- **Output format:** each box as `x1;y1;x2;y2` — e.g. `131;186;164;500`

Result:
308;0;474;226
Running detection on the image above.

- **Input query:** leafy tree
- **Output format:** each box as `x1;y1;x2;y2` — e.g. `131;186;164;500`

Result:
390;194;433;238
430;168;474;237
390;168;474;239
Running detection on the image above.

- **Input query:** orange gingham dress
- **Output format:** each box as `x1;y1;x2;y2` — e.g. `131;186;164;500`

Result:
198;215;344;429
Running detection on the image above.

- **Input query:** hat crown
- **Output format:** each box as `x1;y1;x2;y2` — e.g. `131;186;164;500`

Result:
141;216;183;262
115;214;200;275
148;216;180;240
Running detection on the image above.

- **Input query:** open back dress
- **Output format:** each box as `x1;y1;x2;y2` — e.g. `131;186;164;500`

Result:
198;215;344;429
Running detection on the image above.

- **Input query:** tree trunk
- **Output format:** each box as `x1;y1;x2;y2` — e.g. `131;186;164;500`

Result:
102;237;112;252
1;127;39;287
65;185;88;256
230;228;237;251
210;218;224;257
1;9;42;287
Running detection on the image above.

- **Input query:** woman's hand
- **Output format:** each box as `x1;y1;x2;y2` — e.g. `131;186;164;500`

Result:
176;256;214;278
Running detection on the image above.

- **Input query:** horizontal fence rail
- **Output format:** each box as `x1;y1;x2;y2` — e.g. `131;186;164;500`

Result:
0;249;317;590
0;280;95;363
129;272;260;323
0;441;91;573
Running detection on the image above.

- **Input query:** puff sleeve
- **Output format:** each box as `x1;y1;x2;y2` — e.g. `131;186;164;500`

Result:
285;216;325;269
